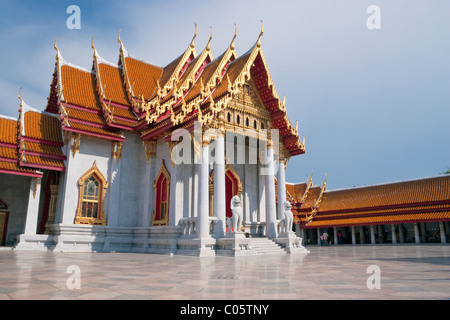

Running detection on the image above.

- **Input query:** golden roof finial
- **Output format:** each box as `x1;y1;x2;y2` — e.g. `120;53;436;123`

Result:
118;29;124;48
257;20;264;47
18;87;24;107
230;23;237;50
91;35;98;57
54;37;61;58
206;26;213;51
190;23;198;49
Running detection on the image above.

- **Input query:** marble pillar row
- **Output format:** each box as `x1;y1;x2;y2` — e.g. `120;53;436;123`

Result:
214;128;226;238
197;132;211;239
351;226;356;244
414;223;420;244
370;225;376;244
391;224;397;244
264;143;277;239
141;141;156;227
439;221;447;244
23;177;42;235
276;157;286;222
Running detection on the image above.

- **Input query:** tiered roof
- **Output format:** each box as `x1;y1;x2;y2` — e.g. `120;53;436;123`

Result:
0;93;66;177
43;24;305;156
289;175;450;228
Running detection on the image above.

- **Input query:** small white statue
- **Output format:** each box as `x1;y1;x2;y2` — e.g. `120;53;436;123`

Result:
230;195;243;233
283;201;293;233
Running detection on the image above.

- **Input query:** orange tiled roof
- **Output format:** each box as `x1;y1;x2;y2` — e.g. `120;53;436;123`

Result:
319;175;450;212
66;106;105;126
160;54;185;89
22;154;65;168
0;117;43;177
298;176;450;228
18;108;66;171
300;186;322;209
286;183;308;204
0;160;41;176
123;57;163;100
305;212;450;228
61;65;99;110
0;117;18;145
66;121;124;140
23;110;63;144
23;141;64;158
98;63;130;106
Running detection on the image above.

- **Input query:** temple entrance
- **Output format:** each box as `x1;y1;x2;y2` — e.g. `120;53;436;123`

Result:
0;200;8;246
209;166;243;228
225;167;243;218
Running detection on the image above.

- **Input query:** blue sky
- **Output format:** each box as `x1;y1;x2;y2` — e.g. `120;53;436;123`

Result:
0;0;449;190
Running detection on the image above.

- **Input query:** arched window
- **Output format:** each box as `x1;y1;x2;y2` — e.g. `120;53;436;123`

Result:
152;160;170;226
227;112;231;122
75;161;108;225
253;120;257;129
81;177;100;218
245;117;249;127
236;114;240;125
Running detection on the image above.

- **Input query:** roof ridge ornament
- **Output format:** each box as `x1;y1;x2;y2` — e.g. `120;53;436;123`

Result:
230;23;237;51
18;87;24;108
190;23;198;49
91;35;98;57
257;20;264;48
118;29;123;48
54;37;62;59
206;26;213;51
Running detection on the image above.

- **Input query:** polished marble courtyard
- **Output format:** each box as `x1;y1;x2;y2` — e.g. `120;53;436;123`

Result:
0;245;449;300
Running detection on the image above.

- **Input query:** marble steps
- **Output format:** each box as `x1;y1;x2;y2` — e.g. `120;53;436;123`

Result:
249;237;287;255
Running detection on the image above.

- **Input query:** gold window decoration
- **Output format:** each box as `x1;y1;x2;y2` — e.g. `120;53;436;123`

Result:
152;160;170;226
75;161;108;225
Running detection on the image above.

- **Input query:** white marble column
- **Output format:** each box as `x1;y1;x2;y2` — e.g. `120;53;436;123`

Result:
351;226;356;244
414;223;420;244
370;225;376;244
264;143;277;239
23;177;42;235
360;226;365;244
334;227;338;245
391;224;397;244
276;157;286;222
214;128;226;238
197;133;211;239
439;221;447;244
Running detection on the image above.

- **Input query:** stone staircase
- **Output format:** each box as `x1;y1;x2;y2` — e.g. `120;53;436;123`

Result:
249;237;287;255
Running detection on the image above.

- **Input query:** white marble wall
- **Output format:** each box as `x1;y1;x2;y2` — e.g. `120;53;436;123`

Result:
0;173;32;245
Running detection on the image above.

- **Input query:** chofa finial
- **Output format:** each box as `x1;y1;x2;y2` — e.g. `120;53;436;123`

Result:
190;23;198;48
206;26;213;51
257;20;264;47
18;87;23;106
230;23;237;50
118;29;123;46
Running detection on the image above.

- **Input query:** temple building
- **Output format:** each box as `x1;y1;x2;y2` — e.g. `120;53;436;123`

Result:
0;25;308;256
0;25;448;256
287;174;450;245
